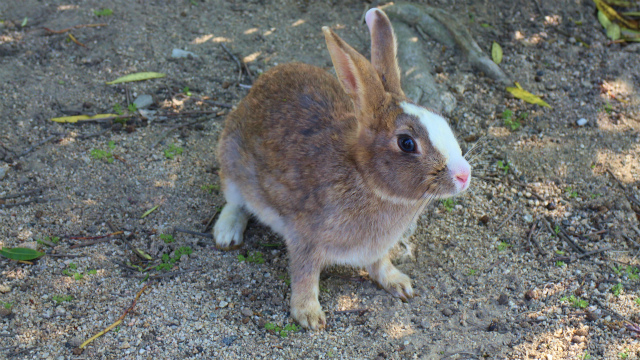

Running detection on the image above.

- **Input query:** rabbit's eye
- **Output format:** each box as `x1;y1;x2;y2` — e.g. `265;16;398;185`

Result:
397;136;416;153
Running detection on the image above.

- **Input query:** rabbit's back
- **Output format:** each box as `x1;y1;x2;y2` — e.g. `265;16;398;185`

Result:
217;63;357;220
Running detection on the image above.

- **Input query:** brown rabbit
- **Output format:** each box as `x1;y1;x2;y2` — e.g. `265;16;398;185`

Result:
213;8;471;330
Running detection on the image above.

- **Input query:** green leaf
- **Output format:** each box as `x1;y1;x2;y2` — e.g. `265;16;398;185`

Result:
0;247;44;261
491;42;503;64
106;72;166;85
506;85;551;108
606;22;621;41
21;17;28;27
598;10;612;30
141;205;159;218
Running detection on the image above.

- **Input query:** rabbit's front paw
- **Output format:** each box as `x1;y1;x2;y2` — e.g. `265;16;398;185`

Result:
291;300;326;330
368;258;414;302
213;204;248;250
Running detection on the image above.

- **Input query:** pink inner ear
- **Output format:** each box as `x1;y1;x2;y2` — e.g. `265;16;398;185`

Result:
365;8;379;33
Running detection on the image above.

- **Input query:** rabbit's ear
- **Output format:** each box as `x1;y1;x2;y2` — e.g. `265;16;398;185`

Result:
365;8;404;96
322;26;386;117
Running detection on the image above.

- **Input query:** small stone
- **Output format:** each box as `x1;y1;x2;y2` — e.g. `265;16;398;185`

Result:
194;322;203;330
442;308;453;316
536;70;544;77
133;95;154;110
68;336;83;348
241;308;253;317
546;202;557;210
479;215;490;225
171;48;198;59
221;336;238;346
524;290;536;300
497;294;509;305
0;307;11;318
586;309;601;321
120;342;131;349
55;306;66;315
545;83;557;91
576;118;588;126
571;335;585;343
523;214;533;223
0;285;10;294
241;317;250;324
0;166;8;180
222;81;231;89
219;300;228;308
575;327;589;336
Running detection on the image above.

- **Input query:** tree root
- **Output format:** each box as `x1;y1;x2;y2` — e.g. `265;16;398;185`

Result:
384;2;511;98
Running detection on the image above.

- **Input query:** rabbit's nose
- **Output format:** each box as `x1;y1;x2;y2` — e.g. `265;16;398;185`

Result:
455;172;469;185
448;157;471;191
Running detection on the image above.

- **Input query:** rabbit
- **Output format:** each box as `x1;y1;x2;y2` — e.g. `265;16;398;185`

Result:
213;8;471;330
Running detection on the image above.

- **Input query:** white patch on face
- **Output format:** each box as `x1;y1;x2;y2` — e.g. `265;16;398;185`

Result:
399;102;462;162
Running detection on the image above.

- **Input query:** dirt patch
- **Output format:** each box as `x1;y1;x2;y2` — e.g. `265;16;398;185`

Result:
0;1;639;359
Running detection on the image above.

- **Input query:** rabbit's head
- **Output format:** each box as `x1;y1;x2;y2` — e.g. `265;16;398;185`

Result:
322;8;470;205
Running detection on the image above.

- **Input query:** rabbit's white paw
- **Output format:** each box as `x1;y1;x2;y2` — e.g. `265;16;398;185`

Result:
291;299;326;330
213;204;248;250
368;257;414;301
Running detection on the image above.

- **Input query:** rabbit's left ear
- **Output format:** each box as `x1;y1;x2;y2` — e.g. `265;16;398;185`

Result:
365;8;404;97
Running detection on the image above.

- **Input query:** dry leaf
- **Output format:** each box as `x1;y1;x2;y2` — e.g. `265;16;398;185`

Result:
506;85;551;108
51;113;119;123
106;72;166;85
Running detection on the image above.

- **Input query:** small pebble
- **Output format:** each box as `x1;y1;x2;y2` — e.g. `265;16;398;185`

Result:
442;308;453;316
0;285;10;294
571;335;585;343
0;166;8;180
219;300;229;308
576;118;588;126
241;308;253;317
221;336;238;346
497;294;508;305
171;48;199;59
133;95;154;110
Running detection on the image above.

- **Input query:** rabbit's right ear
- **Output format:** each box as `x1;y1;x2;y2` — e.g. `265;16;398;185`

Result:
365;8;404;96
322;26;387;118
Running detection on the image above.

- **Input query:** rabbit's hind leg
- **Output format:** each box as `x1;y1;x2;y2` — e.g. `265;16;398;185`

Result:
213;179;249;250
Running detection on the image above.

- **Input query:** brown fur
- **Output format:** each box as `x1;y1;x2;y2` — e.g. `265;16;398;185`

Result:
213;9;463;329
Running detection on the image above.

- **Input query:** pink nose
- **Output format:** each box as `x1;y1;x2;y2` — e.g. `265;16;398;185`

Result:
455;171;469;185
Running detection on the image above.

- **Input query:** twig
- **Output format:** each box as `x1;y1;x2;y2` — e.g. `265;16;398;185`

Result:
577;247;612;259
151;268;198;279
69;231;124;241
203;208;220;232
43;23;107;34
607;168;640;207
496;208;519;229
107;221;147;260
333;308;369;315
67;33;86;47
174;227;213;239
151;118;210;148
0;189;42;200
46;253;81;258
78;128;111;140
78;283;153;350
203;100;233;109
220;43;243;84
18;135;57;158
0;197;58;209
623;234;640;249
70;238;114;249
591;297;631;323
